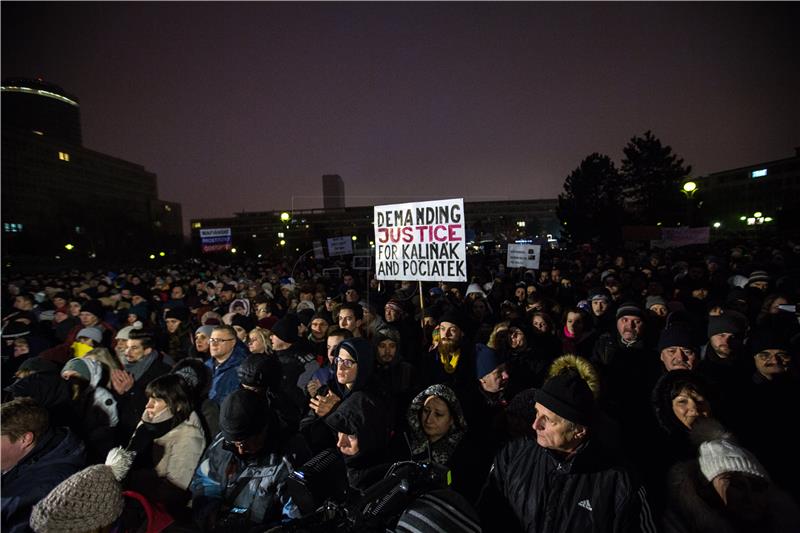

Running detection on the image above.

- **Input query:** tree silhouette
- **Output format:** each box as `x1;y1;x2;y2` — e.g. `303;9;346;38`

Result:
557;153;624;244
621;131;692;225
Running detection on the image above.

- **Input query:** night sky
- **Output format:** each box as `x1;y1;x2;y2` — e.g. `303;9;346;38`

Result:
3;2;798;231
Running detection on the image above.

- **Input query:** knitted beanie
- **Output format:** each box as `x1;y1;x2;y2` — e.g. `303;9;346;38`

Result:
76;327;103;344
616;302;643;320
475;343;506;378
61;358;91;382
536;369;595;426
707;314;742;338
271;316;301;344
698;439;768;482
747;270;770;286
30;447;134;532
645;295;667;310
395;489;481;533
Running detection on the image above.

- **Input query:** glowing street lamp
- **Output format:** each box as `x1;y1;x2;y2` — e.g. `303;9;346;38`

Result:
64;243;75;251
713;222;721;228
753;211;763;218
149;254;156;260
352;235;358;241
279;239;286;246
159;251;166;257
280;212;290;222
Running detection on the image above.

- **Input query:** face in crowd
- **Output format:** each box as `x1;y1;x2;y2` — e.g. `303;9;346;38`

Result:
480;363;509;394
335;346;358;388
532;403;586;454
438;322;462;350
338;308;361;334
309;318;329;341
617;315;643;343
376;338;398;365
671;386;711;429
209;330;236;361
754;349;791;380
421;395;453;443
660;345;698;371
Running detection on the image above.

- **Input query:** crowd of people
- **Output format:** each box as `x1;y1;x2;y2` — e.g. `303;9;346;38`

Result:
2;237;800;532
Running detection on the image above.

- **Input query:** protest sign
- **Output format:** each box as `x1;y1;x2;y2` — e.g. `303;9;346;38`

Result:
651;227;710;248
374;198;467;281
327;236;353;257
312;240;325;260
507;243;541;269
200;228;231;253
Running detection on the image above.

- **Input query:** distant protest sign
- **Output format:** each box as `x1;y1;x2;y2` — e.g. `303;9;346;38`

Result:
312;240;325;260
507;243;541;269
200;228;231;253
374;198;467;281
651;227;710;248
327;236;353;257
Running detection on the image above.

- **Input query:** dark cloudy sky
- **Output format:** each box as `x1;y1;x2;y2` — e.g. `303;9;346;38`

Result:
3;2;798;229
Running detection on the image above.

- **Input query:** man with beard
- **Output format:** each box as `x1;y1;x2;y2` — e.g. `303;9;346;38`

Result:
418;310;476;402
306;313;330;362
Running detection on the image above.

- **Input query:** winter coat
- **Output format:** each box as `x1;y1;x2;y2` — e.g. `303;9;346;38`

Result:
127;411;207;513
205;342;247;406
1;428;86;533
115;353;172;442
478;437;657;533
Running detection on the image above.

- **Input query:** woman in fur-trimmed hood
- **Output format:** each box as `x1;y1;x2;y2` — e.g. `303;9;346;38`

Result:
661;418;800;533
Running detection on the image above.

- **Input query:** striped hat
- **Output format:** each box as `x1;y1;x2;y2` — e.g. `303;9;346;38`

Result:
395;489;481;533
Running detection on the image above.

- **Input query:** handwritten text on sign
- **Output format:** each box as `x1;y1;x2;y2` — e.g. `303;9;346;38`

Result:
374;198;467;281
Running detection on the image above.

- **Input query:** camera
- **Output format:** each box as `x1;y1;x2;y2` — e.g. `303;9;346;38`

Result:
271;449;450;532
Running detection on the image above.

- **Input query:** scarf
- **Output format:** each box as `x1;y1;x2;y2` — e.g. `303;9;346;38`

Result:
407;385;467;466
127;408;176;467
438;348;461;374
124;351;157;382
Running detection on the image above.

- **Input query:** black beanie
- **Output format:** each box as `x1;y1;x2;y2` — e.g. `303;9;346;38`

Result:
271;317;300;344
165;306;190;322
657;325;698;353
237;354;283;390
80;299;105;320
230;313;255;332
748;327;790;355
438;308;468;332
707;314;742;339
536;370;595;426
219;389;270;442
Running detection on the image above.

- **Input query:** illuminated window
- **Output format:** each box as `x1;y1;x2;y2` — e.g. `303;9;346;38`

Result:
58;151;70;162
751;169;767;178
3;223;23;233
191;222;202;229
164;205;172;212
32;130;43;136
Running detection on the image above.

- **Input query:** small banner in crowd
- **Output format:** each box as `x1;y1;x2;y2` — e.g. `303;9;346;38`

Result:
312;240;325;260
200;228;232;253
651;227;710;248
327;236;354;256
507;243;541;269
374;198;467;281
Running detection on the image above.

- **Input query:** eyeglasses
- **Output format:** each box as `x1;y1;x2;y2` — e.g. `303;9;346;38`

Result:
209;338;235;344
756;351;791;361
334;357;357;369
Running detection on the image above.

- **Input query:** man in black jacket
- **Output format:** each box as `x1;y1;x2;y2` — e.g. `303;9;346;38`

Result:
478;370;656;533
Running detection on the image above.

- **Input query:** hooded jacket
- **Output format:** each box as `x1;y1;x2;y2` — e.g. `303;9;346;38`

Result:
324;390;390;491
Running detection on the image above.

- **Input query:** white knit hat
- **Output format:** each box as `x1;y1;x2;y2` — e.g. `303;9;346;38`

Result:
698;439;768;482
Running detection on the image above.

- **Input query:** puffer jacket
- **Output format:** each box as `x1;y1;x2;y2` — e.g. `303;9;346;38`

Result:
478;437;657;533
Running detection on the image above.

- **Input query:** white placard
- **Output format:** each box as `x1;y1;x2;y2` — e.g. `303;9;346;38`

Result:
312;240;325;260
327;236;353;257
374;198;467;281
507;243;541;269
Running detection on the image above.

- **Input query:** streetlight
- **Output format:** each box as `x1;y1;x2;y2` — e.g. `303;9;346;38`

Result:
280;212;290;222
680;180;699;226
159;251;166;257
64;243;75;251
713;222;721;229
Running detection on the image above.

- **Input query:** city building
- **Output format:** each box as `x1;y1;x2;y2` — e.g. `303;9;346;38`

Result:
695;148;799;231
322;174;345;210
1;78;183;262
